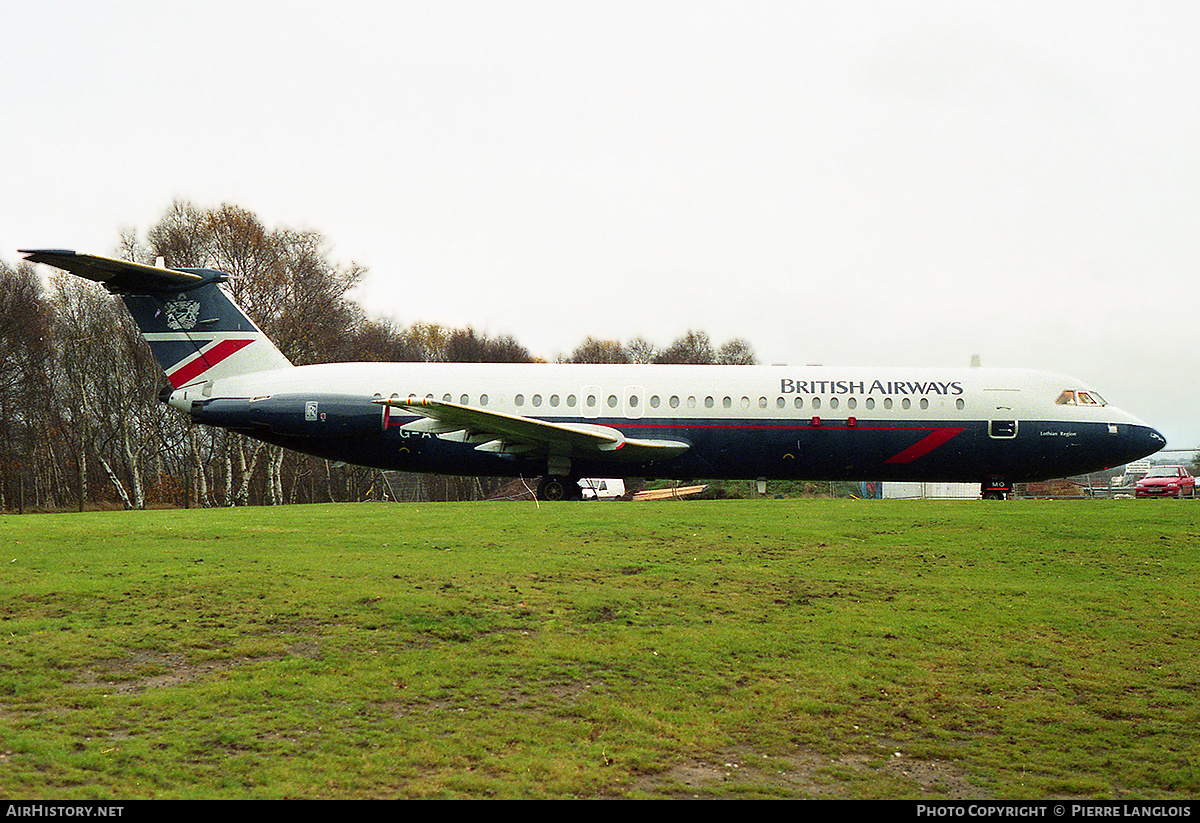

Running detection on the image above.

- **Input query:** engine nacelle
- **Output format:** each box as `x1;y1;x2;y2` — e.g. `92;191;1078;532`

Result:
189;394;387;437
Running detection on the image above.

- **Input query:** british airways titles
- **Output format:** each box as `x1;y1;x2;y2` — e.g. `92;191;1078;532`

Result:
779;379;965;396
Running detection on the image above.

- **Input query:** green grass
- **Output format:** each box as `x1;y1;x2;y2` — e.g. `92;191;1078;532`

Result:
0;499;1197;799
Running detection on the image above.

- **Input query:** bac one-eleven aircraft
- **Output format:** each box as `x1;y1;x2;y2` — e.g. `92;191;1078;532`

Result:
23;249;1165;500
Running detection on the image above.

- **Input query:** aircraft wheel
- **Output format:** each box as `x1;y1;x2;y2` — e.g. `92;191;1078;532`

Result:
537;476;579;501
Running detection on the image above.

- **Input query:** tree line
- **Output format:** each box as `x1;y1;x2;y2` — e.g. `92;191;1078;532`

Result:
0;201;755;510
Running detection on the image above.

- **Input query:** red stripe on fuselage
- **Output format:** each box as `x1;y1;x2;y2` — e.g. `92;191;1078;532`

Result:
883;427;965;464
168;339;254;388
619;421;965;464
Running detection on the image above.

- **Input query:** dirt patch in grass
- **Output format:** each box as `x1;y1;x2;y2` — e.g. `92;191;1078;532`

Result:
71;644;317;694
644;746;988;799
72;651;238;692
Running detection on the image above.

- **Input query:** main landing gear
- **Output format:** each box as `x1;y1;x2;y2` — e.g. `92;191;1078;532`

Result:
536;475;583;501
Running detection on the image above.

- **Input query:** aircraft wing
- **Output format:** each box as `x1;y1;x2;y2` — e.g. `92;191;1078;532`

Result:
375;396;690;462
21;249;204;293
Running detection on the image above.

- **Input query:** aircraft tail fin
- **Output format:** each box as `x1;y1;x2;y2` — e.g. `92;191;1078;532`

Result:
21;249;293;388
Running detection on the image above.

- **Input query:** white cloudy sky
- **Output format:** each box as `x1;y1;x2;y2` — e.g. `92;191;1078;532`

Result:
4;1;1198;449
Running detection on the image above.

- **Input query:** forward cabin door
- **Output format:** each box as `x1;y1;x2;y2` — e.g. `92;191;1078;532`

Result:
984;387;1022;474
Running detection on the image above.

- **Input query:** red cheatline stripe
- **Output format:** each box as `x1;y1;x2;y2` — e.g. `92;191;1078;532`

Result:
621;421;967;463
884;427;965;464
168;339;254;388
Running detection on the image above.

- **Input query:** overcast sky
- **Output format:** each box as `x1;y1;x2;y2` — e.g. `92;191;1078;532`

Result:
4;1;1198;449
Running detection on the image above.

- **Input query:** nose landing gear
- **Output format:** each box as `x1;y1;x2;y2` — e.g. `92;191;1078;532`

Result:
982;476;1012;500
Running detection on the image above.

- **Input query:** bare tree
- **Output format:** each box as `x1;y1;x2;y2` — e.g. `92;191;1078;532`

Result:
0;261;54;511
653;330;716;365
444;327;533;363
625;337;657;364
565;337;630;364
716;338;756;365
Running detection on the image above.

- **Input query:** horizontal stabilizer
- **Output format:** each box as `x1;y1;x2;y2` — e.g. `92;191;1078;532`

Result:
20;249;207;294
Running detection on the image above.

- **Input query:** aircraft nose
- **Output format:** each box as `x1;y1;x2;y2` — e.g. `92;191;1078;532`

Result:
1129;424;1167;462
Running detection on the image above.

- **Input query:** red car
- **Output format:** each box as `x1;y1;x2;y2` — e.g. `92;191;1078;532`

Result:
1135;466;1196;498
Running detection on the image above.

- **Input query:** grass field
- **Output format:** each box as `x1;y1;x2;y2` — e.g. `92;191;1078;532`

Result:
0;498;1197;799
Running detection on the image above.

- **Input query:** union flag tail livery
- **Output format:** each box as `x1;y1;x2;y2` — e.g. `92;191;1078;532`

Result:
21;250;291;388
22;248;1165;501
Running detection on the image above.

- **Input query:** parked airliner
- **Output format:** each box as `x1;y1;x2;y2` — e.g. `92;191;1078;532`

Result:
23;250;1165;500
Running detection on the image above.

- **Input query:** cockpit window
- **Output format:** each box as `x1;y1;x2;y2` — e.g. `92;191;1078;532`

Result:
1056;389;1107;407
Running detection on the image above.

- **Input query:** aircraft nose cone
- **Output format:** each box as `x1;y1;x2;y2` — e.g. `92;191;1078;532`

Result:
1132;424;1167;462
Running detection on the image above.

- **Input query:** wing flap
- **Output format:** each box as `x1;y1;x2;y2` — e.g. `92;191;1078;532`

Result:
376;396;689;462
380;396;621;449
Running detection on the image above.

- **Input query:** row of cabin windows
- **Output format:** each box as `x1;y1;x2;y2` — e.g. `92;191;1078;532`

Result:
408;392;968;413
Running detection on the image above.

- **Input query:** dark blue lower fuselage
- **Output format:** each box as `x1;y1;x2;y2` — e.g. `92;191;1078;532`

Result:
193;394;1162;485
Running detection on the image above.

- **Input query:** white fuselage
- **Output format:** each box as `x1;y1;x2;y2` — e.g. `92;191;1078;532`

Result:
176;362;1145;431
